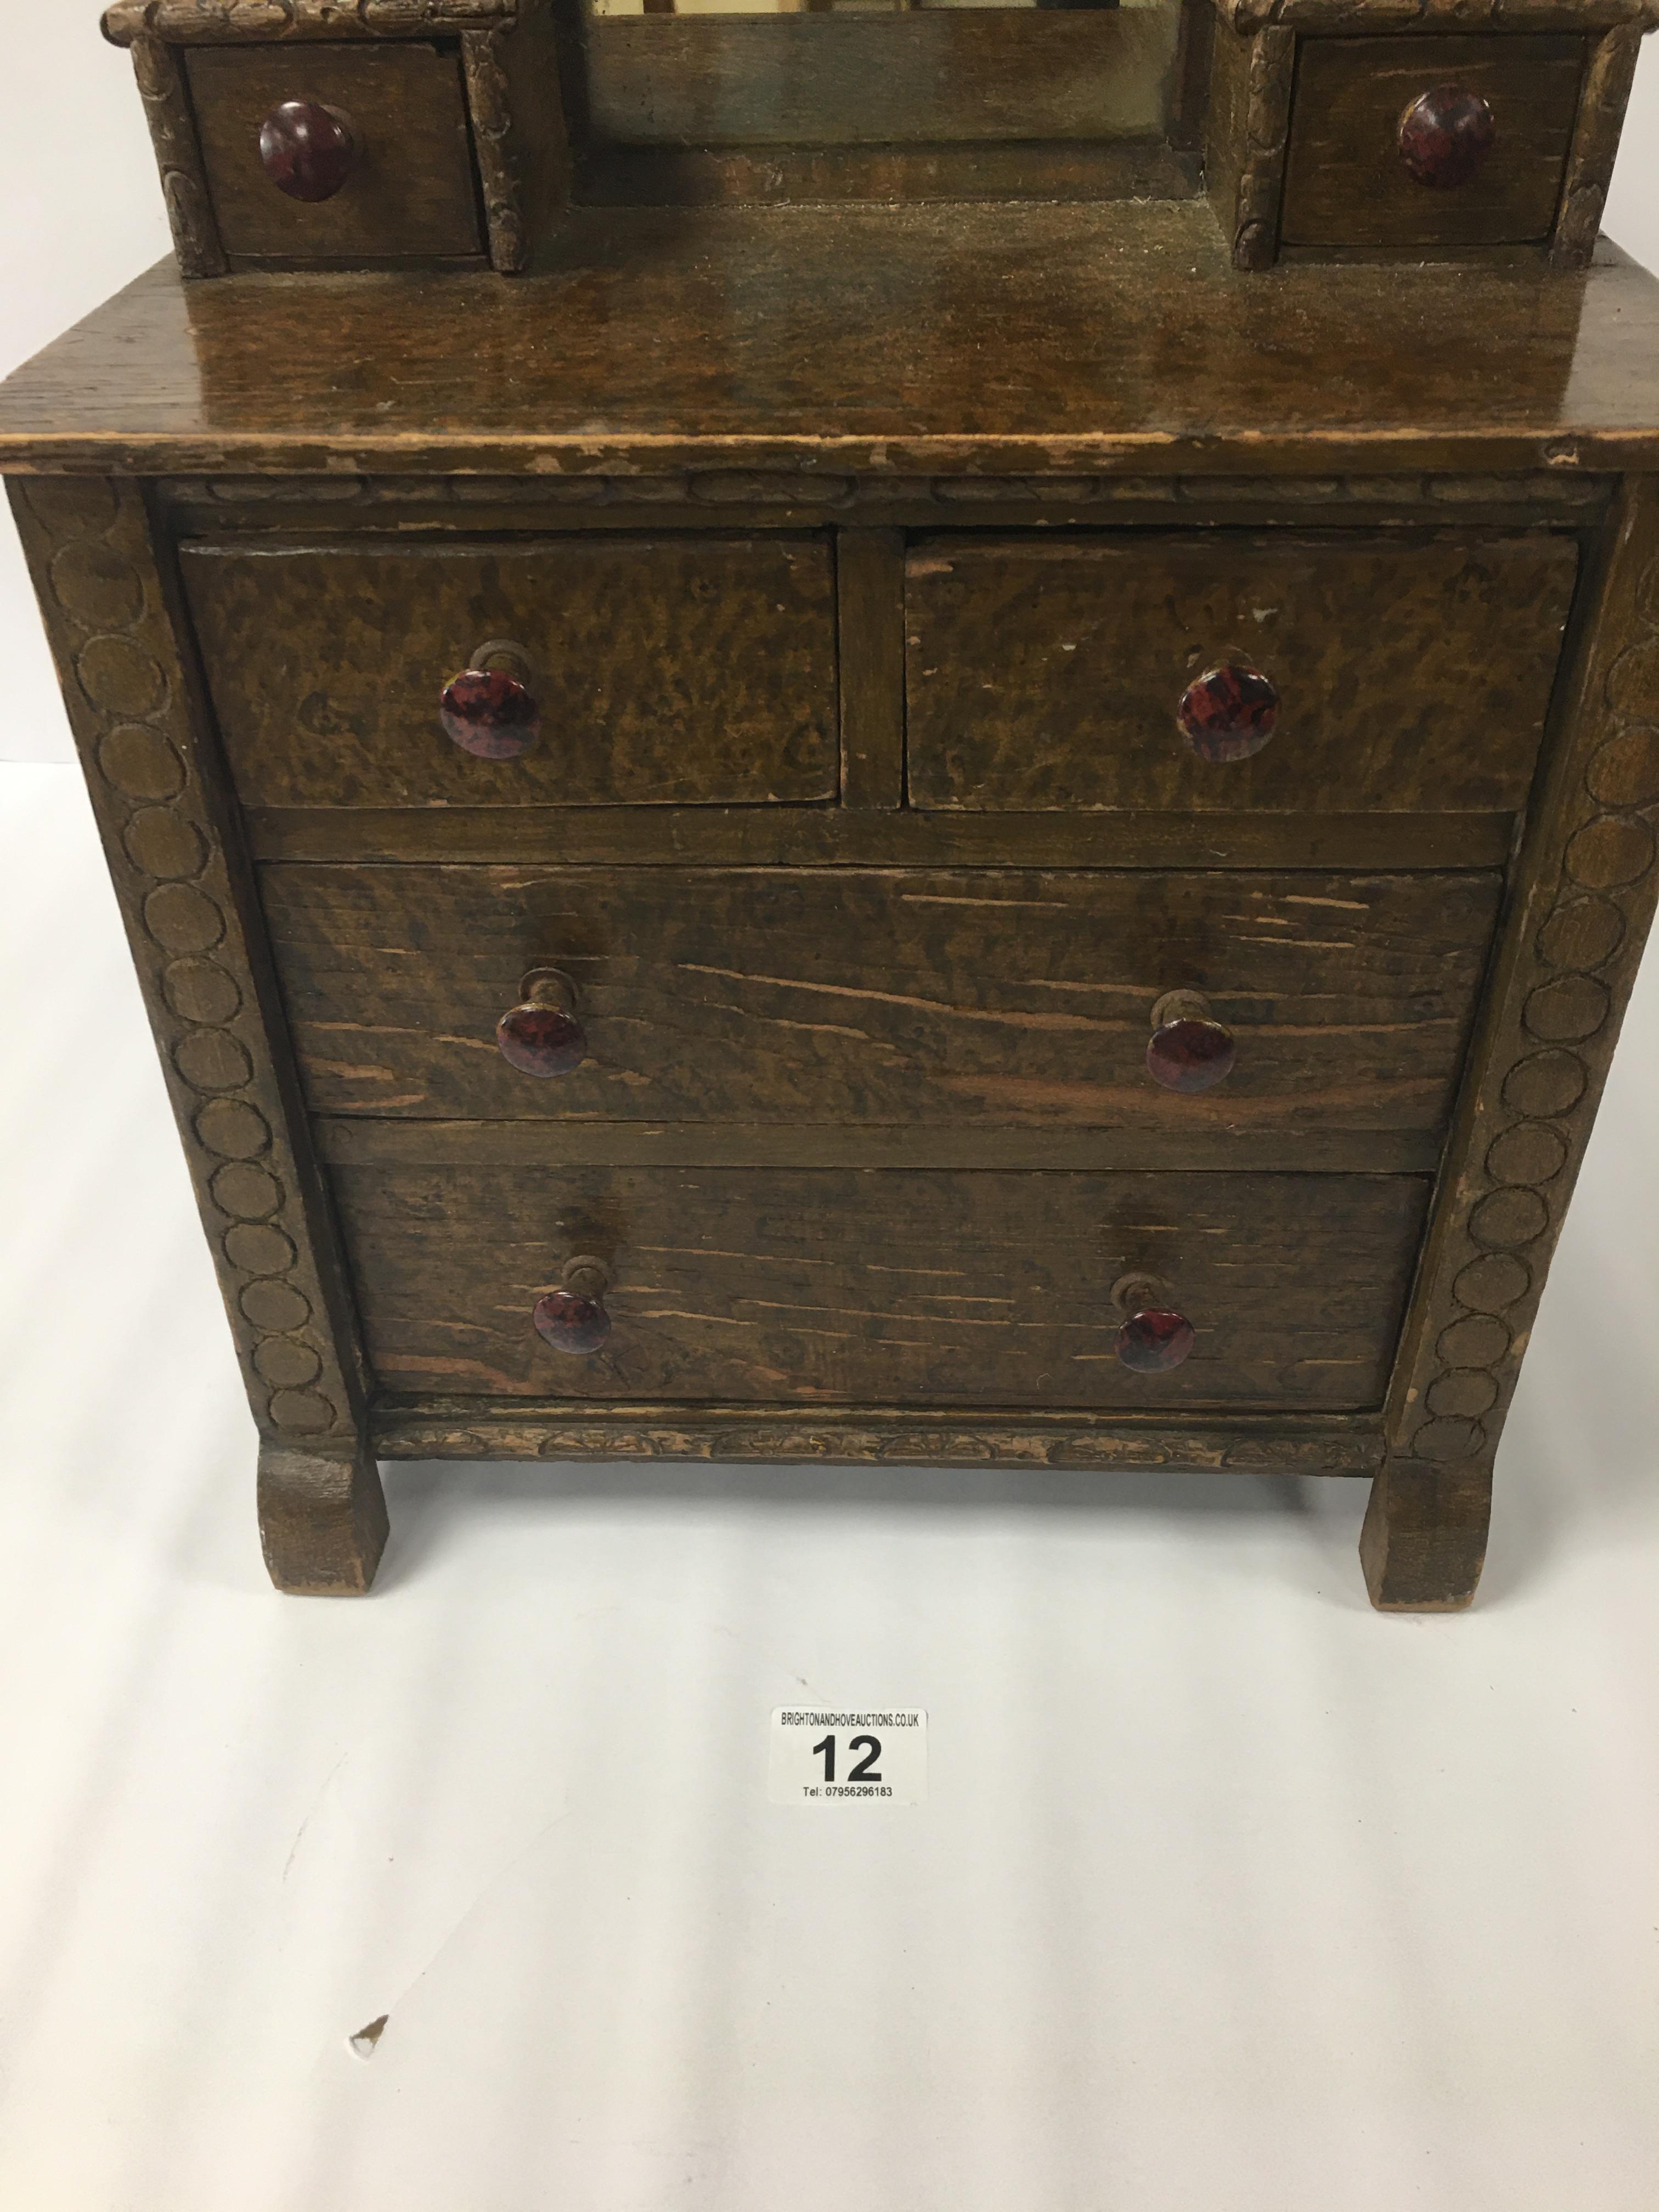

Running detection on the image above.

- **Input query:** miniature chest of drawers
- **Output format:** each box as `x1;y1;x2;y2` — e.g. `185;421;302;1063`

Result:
7;0;1659;1607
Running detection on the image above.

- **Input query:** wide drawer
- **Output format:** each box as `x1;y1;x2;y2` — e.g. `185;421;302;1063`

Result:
336;1166;1430;1410
264;865;1502;1132
182;537;840;809
905;531;1579;812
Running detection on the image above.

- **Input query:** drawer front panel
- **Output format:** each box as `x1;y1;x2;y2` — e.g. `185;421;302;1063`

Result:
264;865;1502;1132
187;44;485;264
335;1165;1430;1410
1281;35;1584;252
905;532;1578;812
182;537;840;809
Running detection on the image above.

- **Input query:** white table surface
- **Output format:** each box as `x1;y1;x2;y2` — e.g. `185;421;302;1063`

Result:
2;755;1657;2211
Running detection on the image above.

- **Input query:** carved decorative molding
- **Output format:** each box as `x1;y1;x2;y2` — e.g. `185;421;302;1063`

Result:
1232;25;1294;273
159;469;1613;516
1215;0;1659;32
6;477;369;1449
130;36;226;280
1387;475;1659;1473
1552;26;1644;271
374;1408;1386;1474
103;0;518;46
461;27;527;275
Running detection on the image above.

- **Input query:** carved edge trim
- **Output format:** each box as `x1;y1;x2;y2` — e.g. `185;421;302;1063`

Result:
374;1410;1386;1472
1215;0;1659;32
1551;25;1644;271
461;27;527;275
1232;25;1294;273
1386;475;1659;1471
104;0;518;47
7;475;369;1449
131;36;226;281
156;470;1616;515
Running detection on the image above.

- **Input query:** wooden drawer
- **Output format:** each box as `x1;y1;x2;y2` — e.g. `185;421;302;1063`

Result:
905;532;1578;813
333;1165;1430;1410
1281;35;1585;253
185;44;486;267
182;537;840;808
265;864;1500;1135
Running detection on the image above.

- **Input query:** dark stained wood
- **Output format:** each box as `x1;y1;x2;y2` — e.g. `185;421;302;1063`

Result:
258;1438;388;1596
244;803;1519;871
836;531;905;812
315;1118;1443;1176
129;34;227;280
1206;18;1295;270
577;141;1203;211
1281;35;1585;250
261;862;1503;1133
1214;0;1655;28
186;43;486;265
905;531;1579;814
330;1164;1432;1411
1552;25;1643;268
180;534;840;807
12;210;1659;478
582;12;1179;148
102;0;520;40
4;476;372;1459
373;1401;1387;1474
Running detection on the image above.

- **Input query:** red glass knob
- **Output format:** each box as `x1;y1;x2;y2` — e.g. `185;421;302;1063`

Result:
1146;990;1235;1094
1111;1273;1195;1374
258;100;358;203
1176;663;1279;763
498;968;586;1077
1398;86;1497;190
440;641;540;760
533;1256;611;1357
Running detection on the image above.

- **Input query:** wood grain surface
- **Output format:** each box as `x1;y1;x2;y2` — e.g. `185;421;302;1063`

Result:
6;206;1659;478
905;531;1579;812
186;43;485;265
180;535;839;807
262;863;1503;1133
1280;34;1585;250
332;1164;1431;1410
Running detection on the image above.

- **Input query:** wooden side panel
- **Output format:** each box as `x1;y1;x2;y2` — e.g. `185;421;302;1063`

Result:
261;864;1503;1132
186;43;486;263
1281;34;1585;250
582;12;1181;148
333;1165;1432;1412
180;536;840;808
5;477;368;1451
905;532;1580;813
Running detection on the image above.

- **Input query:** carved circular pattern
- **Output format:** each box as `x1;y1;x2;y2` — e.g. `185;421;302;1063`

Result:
44;484;338;1442
1407;535;1659;1466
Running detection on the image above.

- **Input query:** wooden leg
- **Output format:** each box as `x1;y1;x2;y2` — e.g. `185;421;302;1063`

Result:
1359;1453;1492;1612
257;1437;389;1596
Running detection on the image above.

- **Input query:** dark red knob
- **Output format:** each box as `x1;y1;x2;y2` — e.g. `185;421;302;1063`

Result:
258;100;358;203
534;1257;611;1357
1398;86;1497;190
441;641;540;760
1111;1274;1195;1374
1177;663;1278;763
1146;990;1235;1094
498;968;586;1077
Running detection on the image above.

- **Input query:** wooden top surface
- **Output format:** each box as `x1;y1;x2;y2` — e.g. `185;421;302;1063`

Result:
5;202;1659;477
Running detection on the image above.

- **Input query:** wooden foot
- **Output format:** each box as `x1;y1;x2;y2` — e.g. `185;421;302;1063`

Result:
1359;1454;1492;1612
257;1437;389;1596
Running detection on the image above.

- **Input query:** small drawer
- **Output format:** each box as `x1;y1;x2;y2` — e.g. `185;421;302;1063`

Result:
182;535;840;808
330;1164;1431;1410
905;531;1578;814
185;43;485;266
1280;34;1585;252
263;862;1500;1137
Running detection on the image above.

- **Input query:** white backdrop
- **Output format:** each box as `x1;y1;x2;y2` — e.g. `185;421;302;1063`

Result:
3;24;1659;2212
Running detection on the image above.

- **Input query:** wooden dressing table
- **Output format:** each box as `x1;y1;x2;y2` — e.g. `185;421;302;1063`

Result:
5;0;1659;1606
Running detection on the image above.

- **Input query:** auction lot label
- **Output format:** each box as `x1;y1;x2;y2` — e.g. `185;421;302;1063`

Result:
769;1708;928;1805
